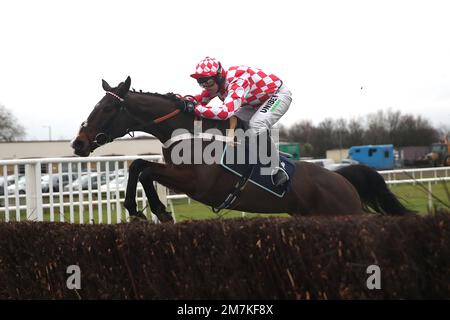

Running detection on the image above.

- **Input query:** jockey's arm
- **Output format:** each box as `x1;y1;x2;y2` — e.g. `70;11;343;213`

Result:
194;90;212;106
193;79;250;120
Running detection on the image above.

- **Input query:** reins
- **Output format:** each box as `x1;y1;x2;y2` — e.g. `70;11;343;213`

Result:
106;91;181;126
93;91;182;146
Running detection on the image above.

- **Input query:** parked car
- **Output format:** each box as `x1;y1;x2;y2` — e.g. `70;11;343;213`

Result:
7;176;27;194
64;172;109;191
7;174;77;194
326;158;360;171
0;175;18;195
100;176;128;192
41;174;78;193
303;158;336;169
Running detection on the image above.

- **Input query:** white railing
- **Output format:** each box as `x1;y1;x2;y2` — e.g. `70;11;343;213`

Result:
1;156;449;224
0;155;180;224
379;167;450;212
379;166;450;183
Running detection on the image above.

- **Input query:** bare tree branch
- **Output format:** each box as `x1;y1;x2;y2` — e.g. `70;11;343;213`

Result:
0;104;25;141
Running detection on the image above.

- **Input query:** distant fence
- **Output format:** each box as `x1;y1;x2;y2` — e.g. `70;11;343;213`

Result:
379;166;450;183
1;156;449;224
379;167;450;212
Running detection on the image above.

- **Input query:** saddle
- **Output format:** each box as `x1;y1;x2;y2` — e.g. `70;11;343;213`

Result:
213;116;296;212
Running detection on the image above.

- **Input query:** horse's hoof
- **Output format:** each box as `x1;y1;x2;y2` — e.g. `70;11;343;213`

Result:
130;211;148;222
156;212;174;224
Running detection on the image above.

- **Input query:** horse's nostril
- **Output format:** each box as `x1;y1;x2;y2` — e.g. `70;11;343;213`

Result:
71;138;85;150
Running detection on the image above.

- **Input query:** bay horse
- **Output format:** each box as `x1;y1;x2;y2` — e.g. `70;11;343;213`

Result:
71;77;411;222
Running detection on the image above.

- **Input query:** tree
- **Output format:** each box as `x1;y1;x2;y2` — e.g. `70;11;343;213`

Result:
0;104;25;141
313;118;335;157
285;120;316;157
347;118;365;146
365;110;438;146
281;108;440;157
364;110;390;144
333;118;349;150
436;125;450;141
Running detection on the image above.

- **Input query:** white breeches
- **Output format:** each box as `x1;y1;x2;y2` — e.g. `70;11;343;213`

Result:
234;85;292;135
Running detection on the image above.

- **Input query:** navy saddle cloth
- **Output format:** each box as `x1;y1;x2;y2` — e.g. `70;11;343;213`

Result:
219;144;296;198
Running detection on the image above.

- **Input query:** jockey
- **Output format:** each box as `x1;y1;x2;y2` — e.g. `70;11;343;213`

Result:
185;56;293;187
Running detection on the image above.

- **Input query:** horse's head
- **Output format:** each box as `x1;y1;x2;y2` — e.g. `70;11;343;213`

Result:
71;76;132;157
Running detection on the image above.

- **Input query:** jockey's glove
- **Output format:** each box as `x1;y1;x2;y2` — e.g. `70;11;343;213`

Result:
184;100;196;113
179;96;196;113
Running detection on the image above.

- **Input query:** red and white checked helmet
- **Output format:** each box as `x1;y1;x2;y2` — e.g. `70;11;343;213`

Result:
190;56;222;79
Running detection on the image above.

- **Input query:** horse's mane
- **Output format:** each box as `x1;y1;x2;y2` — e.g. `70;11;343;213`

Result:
130;89;181;103
129;88;243;132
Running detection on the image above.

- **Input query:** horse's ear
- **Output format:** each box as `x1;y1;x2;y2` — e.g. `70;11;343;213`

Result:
118;76;131;96
102;79;112;91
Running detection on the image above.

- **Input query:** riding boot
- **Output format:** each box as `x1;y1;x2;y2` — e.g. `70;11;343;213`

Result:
249;130;289;188
264;133;289;188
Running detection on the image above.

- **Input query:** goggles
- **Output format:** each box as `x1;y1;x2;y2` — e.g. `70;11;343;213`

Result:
197;77;216;89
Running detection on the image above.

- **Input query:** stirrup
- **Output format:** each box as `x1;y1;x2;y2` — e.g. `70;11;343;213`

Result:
271;167;289;187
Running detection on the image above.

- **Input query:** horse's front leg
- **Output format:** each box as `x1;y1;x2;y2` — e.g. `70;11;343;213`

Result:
124;159;153;220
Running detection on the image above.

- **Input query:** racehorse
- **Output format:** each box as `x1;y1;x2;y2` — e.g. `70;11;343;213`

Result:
71;77;412;222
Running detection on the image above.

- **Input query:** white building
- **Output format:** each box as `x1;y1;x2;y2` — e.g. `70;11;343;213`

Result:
326;148;349;162
0;137;162;160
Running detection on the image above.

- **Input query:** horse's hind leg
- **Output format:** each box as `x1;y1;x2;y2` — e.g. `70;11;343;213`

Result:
138;164;198;223
137;167;174;223
124;159;174;222
124;159;197;223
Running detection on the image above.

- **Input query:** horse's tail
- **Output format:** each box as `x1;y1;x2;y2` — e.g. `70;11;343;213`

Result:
335;164;414;216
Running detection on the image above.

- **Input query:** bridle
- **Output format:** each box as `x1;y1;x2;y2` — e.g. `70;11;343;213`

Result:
85;91;181;147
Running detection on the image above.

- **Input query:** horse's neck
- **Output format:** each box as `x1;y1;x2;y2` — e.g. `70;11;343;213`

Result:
160;115;231;144
127;92;232;144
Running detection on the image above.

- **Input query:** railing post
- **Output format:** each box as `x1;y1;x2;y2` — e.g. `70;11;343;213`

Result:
156;182;168;206
428;181;433;213
25;163;43;221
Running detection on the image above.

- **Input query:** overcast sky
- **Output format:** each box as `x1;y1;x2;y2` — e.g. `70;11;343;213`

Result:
0;0;449;140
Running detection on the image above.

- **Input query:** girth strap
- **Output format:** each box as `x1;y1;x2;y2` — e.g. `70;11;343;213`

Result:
212;164;255;213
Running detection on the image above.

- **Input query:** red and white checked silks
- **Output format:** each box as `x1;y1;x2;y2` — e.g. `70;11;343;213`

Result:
193;65;283;120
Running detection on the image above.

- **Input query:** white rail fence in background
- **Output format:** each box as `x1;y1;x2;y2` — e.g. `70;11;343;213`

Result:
1;156;449;224
0;155;184;224
380;167;450;183
379;167;450;212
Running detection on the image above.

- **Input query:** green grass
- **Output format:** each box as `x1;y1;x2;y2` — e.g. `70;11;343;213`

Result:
1;182;449;223
168;198;289;222
388;181;450;214
168;181;450;220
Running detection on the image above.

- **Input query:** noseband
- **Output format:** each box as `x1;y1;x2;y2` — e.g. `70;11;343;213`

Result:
90;91;127;146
